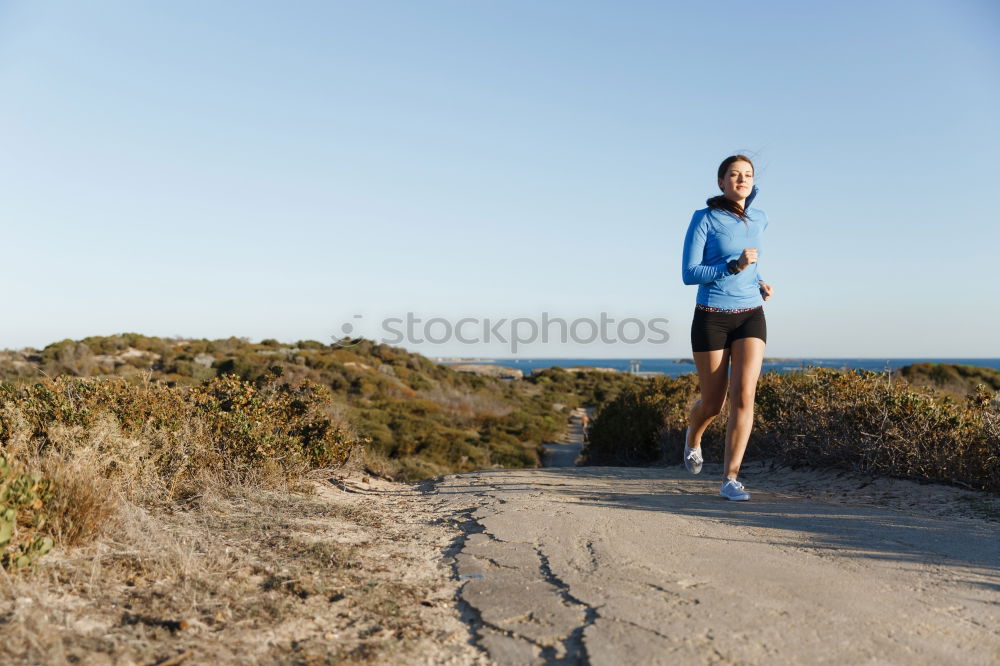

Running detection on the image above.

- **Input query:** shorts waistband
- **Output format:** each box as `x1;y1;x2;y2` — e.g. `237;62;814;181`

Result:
695;304;763;314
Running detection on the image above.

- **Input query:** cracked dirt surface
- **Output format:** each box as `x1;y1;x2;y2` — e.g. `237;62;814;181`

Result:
426;465;1000;665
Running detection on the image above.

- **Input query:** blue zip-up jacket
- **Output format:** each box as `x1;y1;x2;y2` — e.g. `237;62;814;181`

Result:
681;185;767;310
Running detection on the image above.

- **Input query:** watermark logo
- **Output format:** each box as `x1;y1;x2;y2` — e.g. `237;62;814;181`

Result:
332;312;669;353
333;314;366;348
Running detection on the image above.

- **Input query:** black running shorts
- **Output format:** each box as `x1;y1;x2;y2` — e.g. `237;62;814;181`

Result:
690;306;767;353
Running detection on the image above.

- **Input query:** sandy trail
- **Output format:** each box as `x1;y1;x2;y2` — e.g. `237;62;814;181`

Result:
541;407;588;468
425;465;1000;665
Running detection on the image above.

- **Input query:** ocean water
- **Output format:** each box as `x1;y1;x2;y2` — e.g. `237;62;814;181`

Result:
439;358;1000;377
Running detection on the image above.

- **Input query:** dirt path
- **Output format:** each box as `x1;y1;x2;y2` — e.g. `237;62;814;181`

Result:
426;464;1000;665
541;407;591;468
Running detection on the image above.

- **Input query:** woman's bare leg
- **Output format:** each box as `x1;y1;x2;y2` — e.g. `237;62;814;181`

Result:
723;337;766;480
688;348;730;449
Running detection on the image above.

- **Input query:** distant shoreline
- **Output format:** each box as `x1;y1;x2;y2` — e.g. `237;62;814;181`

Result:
434;358;1000;378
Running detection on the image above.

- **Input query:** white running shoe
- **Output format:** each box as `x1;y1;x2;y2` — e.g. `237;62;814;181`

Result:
720;478;750;501
683;428;703;475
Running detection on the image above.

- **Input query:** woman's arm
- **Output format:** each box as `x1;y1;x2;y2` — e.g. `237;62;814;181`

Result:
755;214;770;298
681;210;729;285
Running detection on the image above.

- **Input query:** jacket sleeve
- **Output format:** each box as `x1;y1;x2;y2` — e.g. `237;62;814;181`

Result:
755;212;769;283
682;210;729;285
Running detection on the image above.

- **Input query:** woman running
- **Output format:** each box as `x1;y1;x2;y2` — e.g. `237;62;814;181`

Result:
680;155;773;501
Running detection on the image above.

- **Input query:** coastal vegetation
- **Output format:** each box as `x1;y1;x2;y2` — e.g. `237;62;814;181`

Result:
0;334;655;481
0;373;358;567
0;334;633;661
3;336;999;580
0;334;651;572
1;334;997;661
0;334;558;481
897;362;1000;399
582;368;1000;492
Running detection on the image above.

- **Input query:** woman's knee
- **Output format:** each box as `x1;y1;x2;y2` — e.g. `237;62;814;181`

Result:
728;385;758;410
699;395;726;418
727;393;756;419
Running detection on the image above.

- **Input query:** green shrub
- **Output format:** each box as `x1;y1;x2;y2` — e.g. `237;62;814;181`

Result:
0;455;54;571
581;376;696;465
190;374;358;474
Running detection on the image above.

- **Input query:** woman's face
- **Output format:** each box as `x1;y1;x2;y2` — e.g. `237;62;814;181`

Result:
718;160;754;202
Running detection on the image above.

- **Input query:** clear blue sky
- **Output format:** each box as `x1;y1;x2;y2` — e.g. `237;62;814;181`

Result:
2;1;998;358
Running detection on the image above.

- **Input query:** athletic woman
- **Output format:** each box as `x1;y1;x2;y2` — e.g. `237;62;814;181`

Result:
680;155;773;501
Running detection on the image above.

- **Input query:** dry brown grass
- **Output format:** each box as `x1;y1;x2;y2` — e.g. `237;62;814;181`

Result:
37;453;119;547
0;479;472;665
417;386;514;422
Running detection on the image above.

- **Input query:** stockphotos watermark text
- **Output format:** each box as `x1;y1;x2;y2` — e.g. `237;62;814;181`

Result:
335;312;670;353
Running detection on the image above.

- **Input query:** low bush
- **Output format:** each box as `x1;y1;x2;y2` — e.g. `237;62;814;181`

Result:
752;369;1000;491
898;362;1000;398
0;373;362;569
582;368;1000;492
582;376;696;465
